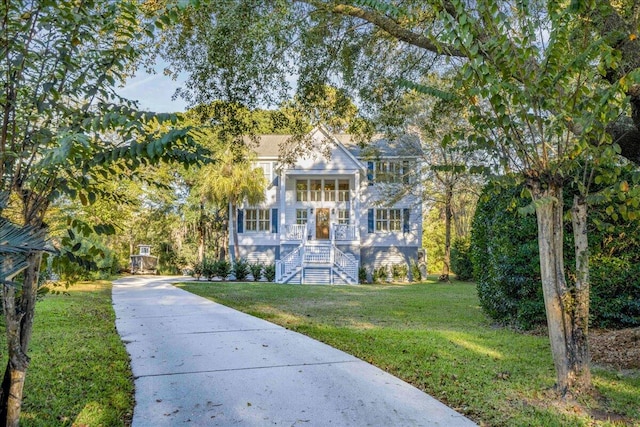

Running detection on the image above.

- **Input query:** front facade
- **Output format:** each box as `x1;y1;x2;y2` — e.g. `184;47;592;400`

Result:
231;126;422;284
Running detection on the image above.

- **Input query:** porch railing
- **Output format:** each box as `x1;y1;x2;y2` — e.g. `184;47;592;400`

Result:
284;224;307;241
331;224;357;241
304;245;331;263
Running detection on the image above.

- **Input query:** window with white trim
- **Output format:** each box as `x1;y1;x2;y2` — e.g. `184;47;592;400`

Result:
373;161;409;184
338;209;350;225
375;208;401;232
256;162;272;181
338;180;350;201
310;179;322;201
245;209;270;232
296;209;308;225
296;180;308;202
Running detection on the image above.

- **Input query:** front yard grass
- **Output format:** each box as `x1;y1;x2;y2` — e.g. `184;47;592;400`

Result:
0;281;134;426
178;279;640;427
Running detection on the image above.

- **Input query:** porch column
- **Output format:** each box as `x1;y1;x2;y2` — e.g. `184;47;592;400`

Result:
280;170;287;243
353;171;360;240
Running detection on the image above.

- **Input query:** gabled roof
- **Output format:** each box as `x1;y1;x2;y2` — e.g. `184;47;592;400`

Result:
250;128;422;160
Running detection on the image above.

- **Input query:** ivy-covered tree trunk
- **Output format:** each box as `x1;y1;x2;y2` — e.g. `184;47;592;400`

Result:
530;182;591;395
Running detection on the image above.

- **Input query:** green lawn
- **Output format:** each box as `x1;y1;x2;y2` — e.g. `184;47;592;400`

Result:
0;282;134;427
178;279;640;427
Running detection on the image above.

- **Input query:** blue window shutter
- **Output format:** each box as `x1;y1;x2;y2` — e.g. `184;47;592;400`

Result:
273;175;280;187
237;209;244;234
403;208;410;233
271;208;278;233
368;209;374;233
367;161;374;185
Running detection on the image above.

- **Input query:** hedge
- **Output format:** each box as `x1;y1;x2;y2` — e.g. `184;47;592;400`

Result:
471;180;640;330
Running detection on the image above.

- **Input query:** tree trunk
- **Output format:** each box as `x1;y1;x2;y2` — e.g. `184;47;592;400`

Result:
230;203;239;263
570;195;591;389
197;202;206;263
441;185;453;281
530;182;591;396
1;252;42;426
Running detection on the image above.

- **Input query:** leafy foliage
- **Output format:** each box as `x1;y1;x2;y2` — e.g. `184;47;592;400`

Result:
263;263;276;282
232;258;250;281
471;181;640;330
450;237;473;281
249;262;263;282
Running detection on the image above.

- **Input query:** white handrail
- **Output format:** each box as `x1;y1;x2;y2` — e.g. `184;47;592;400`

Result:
333;246;358;283
276;245;303;282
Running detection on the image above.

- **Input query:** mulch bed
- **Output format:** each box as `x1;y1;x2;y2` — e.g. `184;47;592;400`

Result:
590;327;640;370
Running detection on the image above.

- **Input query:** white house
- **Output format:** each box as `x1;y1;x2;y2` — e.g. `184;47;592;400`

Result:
230;126;423;284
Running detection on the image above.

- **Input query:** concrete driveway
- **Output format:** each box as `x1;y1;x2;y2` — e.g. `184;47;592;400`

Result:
112;276;477;426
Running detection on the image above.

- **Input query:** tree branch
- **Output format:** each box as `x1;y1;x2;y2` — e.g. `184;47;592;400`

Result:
299;0;466;57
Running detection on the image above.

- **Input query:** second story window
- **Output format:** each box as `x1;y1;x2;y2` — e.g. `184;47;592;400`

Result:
338;180;350;201
296;180;308;201
324;180;336;201
371;161;411;184
310;179;322;201
257;162;272;181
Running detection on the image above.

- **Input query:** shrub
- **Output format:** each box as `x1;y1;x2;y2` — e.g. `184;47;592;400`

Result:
471;178;640;330
202;259;216;281
192;261;203;280
232;258;250;281
213;260;231;281
249;262;263;281
391;263;408;282
410;260;422;282
358;266;368;284
263;263;276;282
451;237;474;281
373;266;388;284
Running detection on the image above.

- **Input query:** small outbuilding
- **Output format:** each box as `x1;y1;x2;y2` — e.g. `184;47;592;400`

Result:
130;245;158;274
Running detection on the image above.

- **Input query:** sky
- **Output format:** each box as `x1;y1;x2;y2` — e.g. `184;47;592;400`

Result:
118;63;189;113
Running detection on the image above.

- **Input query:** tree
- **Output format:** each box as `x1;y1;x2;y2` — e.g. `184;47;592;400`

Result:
409;86;484;281
159;0;640;396
0;1;204;424
200;147;266;262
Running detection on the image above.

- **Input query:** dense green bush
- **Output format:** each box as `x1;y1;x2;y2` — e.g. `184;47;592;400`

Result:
373;266;388;283
392;263;408;282
410;260;422;282
249;262;263;281
232;258;250;281
213;259;231;281
358;266;368;284
263;263;276;282
451;237;474;281
471;180;640;330
192;260;203;280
